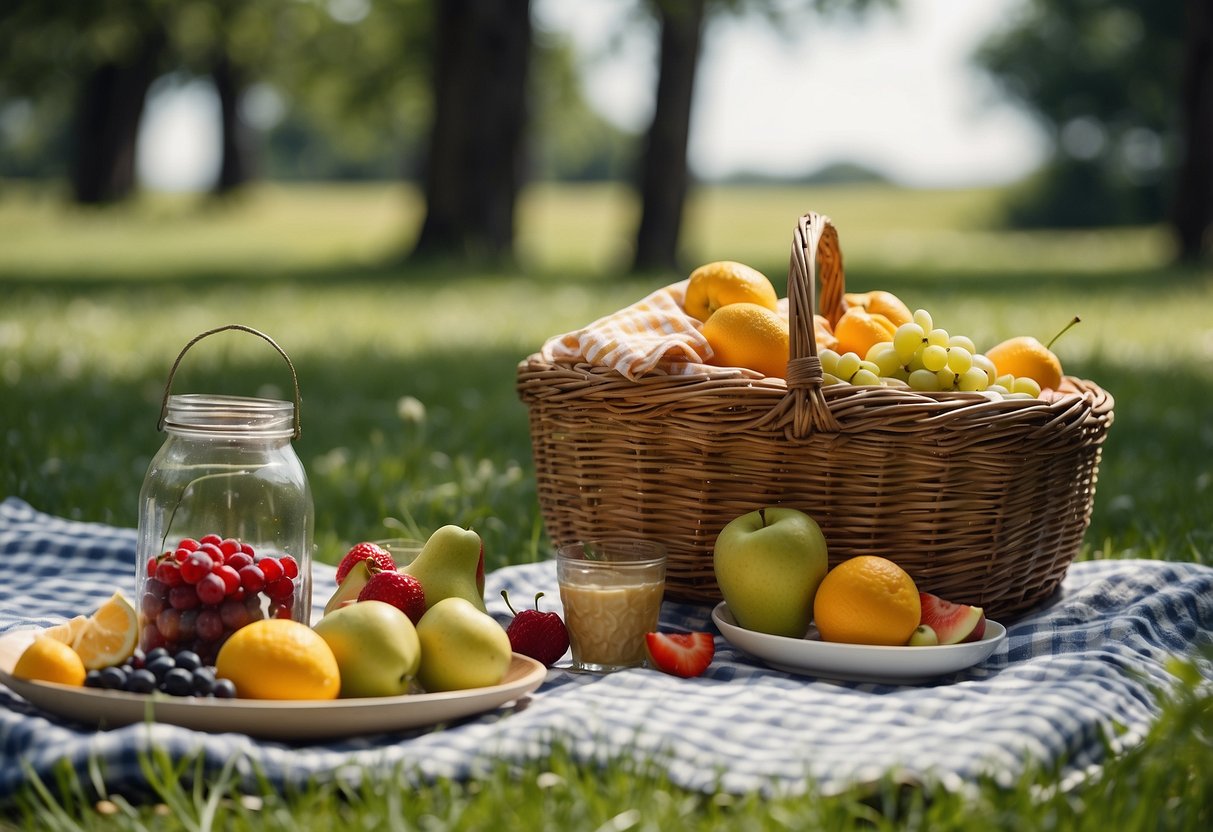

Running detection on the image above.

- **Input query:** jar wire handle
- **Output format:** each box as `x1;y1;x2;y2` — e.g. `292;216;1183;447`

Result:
157;324;303;439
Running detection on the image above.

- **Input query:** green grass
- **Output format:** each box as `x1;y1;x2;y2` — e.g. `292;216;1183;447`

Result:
1;181;1211;829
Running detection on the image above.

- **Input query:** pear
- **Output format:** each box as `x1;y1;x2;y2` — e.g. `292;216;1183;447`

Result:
322;559;373;617
401;525;487;612
415;597;511;692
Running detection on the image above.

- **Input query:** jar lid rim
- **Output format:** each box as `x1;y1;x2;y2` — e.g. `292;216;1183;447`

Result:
163;394;295;438
167;393;292;408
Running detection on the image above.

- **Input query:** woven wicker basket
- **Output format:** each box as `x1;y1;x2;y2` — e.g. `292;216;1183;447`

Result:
517;213;1114;620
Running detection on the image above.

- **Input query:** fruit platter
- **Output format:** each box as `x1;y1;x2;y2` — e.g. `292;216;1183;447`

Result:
0;529;554;739
712;605;1006;685
0;629;544;741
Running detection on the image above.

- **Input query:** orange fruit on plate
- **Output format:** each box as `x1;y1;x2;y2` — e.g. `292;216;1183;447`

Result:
700;302;790;379
12;636;87;686
684;261;778;322
844;290;913;327
215;619;340;700
72;592;138;670
833;307;898;360
813;556;921;646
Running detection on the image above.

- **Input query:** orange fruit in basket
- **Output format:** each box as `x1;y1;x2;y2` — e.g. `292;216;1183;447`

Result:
215;619;340;700
814;314;838;351
71;591;138;670
986;337;1063;391
833;307;898;360
701;302;790;379
684;261;779;322
13;636;87;686
844;290;913;327
813;556;921;646
985;317;1079;392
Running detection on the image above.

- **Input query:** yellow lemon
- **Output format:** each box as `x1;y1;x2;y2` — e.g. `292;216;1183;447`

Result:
684;261;778;322
843;290;914;327
72;592;138;670
215;619;340;700
833;307;898;359
813;556;921;646
42;615;88;646
13;636;87;686
700;302;790;379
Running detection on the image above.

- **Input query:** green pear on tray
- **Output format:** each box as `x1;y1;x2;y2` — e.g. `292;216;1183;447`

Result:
401;525;487;612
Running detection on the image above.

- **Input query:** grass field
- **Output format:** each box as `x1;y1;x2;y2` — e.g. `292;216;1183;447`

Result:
0;181;1210;829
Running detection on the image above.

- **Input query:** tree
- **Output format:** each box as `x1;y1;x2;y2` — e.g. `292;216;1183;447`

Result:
1172;0;1213;262
629;0;889;274
977;0;1210;262
411;0;532;263
0;1;171;204
632;0;708;273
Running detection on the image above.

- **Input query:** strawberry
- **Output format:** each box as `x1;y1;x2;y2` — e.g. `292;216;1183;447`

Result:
644;632;715;678
501;591;569;667
357;570;427;624
335;542;397;586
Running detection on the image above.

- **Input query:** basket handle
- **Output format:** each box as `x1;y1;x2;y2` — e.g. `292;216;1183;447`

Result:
781;213;844;438
157;324;302;440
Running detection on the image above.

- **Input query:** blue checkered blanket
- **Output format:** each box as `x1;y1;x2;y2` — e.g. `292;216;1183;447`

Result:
1;497;1211;800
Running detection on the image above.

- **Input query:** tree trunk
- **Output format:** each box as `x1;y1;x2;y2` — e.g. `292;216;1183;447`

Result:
631;0;707;274
69;33;164;205
212;52;254;195
412;0;532;263
1172;0;1213;263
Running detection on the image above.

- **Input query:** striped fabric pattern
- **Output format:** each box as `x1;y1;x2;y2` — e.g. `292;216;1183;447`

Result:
541;278;755;380
1;497;1211;799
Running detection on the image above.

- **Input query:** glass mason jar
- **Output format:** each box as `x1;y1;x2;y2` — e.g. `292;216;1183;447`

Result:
135;325;313;663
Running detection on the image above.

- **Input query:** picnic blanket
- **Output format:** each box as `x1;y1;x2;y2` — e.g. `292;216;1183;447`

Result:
2;496;1211;801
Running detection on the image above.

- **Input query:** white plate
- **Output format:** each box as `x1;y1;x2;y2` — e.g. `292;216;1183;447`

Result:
0;628;546;740
712;602;1006;684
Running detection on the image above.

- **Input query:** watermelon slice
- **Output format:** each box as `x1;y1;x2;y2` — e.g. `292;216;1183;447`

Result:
918;592;986;645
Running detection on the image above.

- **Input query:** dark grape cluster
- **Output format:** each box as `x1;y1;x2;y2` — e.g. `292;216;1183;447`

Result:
85;647;237;698
141;533;300;663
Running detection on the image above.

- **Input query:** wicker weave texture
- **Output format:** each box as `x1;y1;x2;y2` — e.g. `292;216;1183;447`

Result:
518;213;1114;620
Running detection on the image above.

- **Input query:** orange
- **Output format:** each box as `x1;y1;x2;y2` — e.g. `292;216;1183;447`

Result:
814;315;838;352
986;337;1063;391
12;636;87;686
700;302;790;378
684;261;779;322
813;556;921;646
215;619;340;700
833;307;897;360
843;290;913;327
72;592;138;670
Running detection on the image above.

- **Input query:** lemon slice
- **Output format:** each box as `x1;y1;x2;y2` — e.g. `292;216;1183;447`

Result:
71;592;138;670
42;614;89;645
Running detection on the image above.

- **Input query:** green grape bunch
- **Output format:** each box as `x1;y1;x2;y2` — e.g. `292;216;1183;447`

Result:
819;308;1043;399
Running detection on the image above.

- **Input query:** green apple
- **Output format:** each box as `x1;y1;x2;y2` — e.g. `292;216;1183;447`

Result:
713;506;829;638
312;600;421;698
414;597;512;692
402;525;487;612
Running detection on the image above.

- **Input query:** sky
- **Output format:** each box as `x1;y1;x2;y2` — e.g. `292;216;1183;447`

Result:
137;0;1048;192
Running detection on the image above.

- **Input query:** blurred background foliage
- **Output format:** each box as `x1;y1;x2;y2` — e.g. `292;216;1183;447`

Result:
0;0;1209;264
